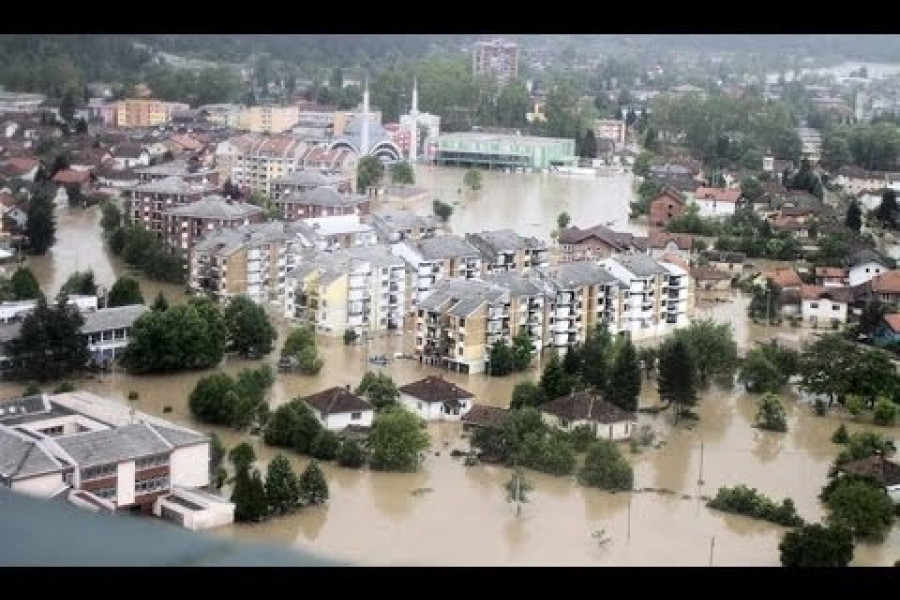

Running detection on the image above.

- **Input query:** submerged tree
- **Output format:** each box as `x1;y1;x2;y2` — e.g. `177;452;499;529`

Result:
505;468;534;517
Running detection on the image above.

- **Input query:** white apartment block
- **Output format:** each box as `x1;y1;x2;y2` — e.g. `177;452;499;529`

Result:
600;255;691;340
391;236;483;307
465;229;549;275
284;245;407;336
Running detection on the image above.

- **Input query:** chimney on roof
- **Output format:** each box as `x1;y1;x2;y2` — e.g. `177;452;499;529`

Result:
345;384;350;392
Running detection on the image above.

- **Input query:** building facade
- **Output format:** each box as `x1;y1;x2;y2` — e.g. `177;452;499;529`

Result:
472;39;520;83
237;105;300;134
465;229;549;275
272;187;369;221
126;177;216;236
433;133;575;171
391;236;484;306
162;196;266;261
114;99;191;128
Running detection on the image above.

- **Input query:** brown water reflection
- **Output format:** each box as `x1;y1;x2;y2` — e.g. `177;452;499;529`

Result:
10;168;899;565
27;204;186;303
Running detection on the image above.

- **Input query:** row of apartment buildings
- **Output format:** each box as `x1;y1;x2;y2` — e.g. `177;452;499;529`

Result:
214;134;357;195
415;255;691;374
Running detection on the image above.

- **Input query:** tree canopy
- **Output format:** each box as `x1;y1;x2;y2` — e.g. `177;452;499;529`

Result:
224;295;277;358
368;407;430;472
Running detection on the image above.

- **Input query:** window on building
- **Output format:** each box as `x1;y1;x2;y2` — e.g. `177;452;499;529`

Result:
351;412;362;420
135;454;169;470
810;302;819;309
81;464;117;481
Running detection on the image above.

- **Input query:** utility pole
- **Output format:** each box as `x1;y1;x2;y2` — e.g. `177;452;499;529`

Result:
697;438;705;486
708;536;716;567
626;494;632;542
764;286;770;339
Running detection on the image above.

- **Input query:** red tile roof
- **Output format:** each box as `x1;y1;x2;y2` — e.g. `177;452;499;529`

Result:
883;313;900;333
871;270;900;295
815;267;848;279
1;157;39;176
693;187;742;203
52;169;91;185
800;284;851;303
648;231;693;250
767;268;803;289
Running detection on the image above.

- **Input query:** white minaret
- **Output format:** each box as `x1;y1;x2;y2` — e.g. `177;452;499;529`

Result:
409;77;419;164
360;75;370;157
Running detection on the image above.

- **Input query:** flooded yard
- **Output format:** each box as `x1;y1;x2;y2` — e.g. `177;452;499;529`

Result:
8;166;899;565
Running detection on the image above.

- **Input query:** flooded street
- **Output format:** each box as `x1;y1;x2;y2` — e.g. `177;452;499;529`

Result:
11;166;900;565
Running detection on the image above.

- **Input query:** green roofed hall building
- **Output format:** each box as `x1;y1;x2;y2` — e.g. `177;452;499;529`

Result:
432;132;576;171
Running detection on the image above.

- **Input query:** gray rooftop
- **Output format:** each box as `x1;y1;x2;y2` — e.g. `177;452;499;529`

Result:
370;209;435;231
466;230;547;253
613;254;669;277
133;160;215;177
280;186;368;207
343;245;404;269
419;279;507;318
0;425;65;479
0;394;50;422
81;305;149;335
483;273;545;298
195;221;303;256
273;170;347;188
148;423;208;448
540;262;621;290
128;176;212;196
55;423;173;468
419;236;481;261
163;196;264;220
0;322;21;344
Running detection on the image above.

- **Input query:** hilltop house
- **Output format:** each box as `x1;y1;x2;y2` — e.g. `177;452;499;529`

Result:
648;187;687;229
691;186;742;218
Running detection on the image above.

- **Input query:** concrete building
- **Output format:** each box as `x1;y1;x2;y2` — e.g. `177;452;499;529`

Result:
215;135;357;195
800;285;850;328
649;187;688;229
132;160;220;186
0;390;230;529
81;305;150;366
272;186;369;221
162;196;266;261
691;187;742;218
0;91;47;114
797;126;823;165
398;376;474;422
483;272;548;353
600;254;692;339
0;295;98;325
369;209;439;244
126;177;217;237
198;103;243;128
270;170;353;199
284;245;407;336
534;262;622;351
114;99;190;128
191;222;306;306
214;135;308;195
301;386;374;431
557;225;647;263
415;278;509;374
433;132;575;171
594;119;627;145
539;390;636;441
237;105;299;134
465;229;549;275
0;304;148;373
391;236;483;306
472;39;520;84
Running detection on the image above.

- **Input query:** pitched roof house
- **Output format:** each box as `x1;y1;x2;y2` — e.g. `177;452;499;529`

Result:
398;376;474;421
301;386;374;431
539;390;637;441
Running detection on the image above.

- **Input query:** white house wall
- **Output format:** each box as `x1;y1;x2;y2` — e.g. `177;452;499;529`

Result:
11;472;66;498
116;460;136;507
169;443;210;489
321;410;374;431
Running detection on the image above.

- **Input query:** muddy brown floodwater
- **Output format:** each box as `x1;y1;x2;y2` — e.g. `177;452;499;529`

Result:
10;167;899;565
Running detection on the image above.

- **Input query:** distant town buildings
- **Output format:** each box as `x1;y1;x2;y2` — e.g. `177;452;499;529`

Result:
472;39;520;84
432;132;575;171
114;98;191;128
0;91;47;114
238;105;299;134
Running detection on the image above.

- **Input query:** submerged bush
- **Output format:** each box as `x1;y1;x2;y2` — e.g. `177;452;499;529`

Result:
707;484;804;527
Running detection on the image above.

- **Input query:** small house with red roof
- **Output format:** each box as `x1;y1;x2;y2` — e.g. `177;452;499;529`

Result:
0;157;39;181
691;186;743;218
874;313;900;347
648;186;687;228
